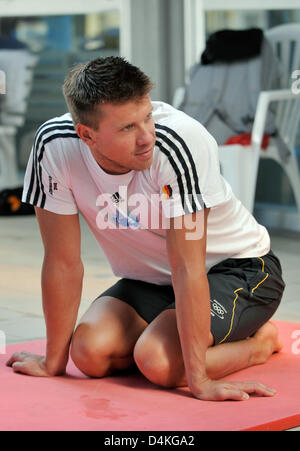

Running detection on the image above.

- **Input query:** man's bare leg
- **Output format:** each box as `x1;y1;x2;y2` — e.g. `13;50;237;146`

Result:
70;296;147;377
204;322;282;382
133;309;282;388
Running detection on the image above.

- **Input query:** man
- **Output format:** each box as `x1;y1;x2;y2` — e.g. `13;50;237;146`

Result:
7;57;285;402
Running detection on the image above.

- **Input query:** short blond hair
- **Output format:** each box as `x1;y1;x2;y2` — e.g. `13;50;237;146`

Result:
63;56;154;129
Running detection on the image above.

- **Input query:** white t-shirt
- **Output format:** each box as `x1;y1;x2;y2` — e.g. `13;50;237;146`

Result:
22;101;270;285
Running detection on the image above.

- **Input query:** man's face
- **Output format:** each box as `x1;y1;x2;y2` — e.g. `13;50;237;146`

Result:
77;94;156;175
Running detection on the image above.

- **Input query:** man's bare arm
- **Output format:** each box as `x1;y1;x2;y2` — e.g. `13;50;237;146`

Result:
6;207;84;376
166;209;275;401
166;209;211;395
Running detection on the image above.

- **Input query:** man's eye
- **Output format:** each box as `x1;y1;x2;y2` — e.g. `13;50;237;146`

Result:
123;124;133;131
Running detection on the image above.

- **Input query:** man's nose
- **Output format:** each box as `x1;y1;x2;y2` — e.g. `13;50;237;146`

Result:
136;126;154;147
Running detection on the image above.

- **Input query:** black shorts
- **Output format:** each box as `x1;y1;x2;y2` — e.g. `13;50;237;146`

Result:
97;250;285;345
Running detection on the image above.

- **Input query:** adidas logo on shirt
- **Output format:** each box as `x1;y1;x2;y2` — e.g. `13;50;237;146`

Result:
111;192;121;204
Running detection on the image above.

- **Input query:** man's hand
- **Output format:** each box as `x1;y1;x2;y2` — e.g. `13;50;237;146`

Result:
193;377;276;401
6;351;64;377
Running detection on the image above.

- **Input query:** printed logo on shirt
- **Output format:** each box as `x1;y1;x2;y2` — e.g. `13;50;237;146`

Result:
162;184;173;199
210;299;227;320
95;186;204;239
112;210;140;229
111;192;122;204
48;176;58;195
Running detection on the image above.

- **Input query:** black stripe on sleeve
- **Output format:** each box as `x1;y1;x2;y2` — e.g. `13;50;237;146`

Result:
25;122;76;205
36;119;74;139
34;125;77;206
155;123;203;204
156;131;197;212
155;123;206;212
155;140;190;214
36;133;78;208
26;125;79;208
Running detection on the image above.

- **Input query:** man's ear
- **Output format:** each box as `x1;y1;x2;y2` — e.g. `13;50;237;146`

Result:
76;124;95;146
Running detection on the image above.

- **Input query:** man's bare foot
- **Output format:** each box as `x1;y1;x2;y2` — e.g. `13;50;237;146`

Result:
250;322;283;366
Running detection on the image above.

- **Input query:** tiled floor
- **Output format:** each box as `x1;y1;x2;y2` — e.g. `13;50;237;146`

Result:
0;214;299;430
0;215;118;344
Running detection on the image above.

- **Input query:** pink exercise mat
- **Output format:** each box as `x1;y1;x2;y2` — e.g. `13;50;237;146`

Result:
0;320;300;431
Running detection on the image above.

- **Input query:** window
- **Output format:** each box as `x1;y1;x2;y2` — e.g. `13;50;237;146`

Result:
0;10;120;169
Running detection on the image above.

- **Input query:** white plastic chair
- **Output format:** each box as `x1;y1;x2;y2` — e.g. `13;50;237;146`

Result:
173;23;300;214
0;50;38;189
217;23;300;213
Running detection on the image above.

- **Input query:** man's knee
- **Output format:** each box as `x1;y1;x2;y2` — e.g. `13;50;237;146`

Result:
70;323;115;378
133;334;179;388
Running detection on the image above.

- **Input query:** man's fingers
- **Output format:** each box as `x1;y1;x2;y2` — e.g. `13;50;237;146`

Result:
6;351;49;377
217;388;249;401
194;379;277;402
11;358;48;377
216;382;277;401
6;351;26;367
11;361;28;374
235;381;276;397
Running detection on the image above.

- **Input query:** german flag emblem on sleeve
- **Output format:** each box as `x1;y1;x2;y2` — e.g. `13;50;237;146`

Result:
162;184;173;199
